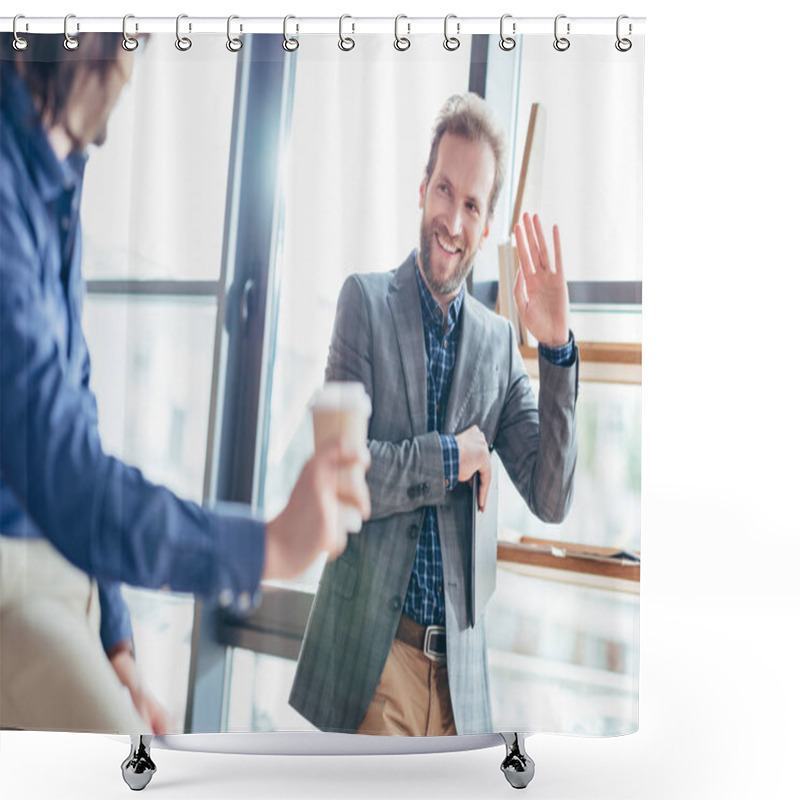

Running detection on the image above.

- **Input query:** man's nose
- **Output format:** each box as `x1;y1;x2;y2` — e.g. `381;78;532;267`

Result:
445;207;463;238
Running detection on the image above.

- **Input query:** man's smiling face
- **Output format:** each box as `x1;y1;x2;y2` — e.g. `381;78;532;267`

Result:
418;131;494;305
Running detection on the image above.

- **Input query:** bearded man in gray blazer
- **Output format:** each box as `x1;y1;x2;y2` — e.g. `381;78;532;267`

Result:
289;94;578;736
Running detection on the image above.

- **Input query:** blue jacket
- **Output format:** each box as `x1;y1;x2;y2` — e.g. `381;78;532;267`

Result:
0;65;264;654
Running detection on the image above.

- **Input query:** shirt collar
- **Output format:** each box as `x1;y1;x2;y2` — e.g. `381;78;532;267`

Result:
413;250;465;332
1;66;88;203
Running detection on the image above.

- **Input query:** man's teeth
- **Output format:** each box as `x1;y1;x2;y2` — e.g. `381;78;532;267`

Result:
436;233;459;254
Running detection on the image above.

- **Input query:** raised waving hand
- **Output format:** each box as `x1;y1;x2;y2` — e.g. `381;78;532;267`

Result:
513;212;570;348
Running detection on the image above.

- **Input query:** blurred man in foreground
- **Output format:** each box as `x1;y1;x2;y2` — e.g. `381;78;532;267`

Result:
0;33;369;734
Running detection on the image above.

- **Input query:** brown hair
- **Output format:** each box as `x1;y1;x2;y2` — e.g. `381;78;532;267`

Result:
424;93;507;220
1;33;123;127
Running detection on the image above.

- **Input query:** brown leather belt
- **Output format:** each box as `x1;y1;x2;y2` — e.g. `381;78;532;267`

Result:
395;614;447;663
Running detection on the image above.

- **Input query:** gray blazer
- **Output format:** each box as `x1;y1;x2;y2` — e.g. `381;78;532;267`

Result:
289;253;578;735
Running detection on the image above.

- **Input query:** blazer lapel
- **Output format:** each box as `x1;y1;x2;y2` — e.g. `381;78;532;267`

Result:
445;294;488;435
387;254;428;437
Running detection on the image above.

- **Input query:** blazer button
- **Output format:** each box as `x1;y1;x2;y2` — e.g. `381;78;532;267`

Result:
390;595;402;611
407;485;417;499
421;482;430;493
407;524;419;539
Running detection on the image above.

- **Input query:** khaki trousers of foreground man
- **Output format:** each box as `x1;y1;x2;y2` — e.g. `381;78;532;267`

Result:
356;638;457;736
0;536;145;733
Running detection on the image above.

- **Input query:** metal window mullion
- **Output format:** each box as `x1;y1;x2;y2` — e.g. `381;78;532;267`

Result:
567;281;642;306
466;34;490;296
183;48;252;737
186;34;290;735
85;279;221;296
214;35;288;508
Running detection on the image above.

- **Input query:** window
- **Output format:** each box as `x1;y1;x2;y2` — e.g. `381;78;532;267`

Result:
80;34;238;732
256;34;473;564
485;34;642;734
80;32;642;736
229;35;475;731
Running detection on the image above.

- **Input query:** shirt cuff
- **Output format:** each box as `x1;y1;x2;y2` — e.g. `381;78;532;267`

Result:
97;578;135;656
106;639;135;661
207;505;265;616
439;434;459;491
538;329;577;367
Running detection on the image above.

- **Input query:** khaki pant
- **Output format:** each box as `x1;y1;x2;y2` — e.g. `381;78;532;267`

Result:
0;536;145;734
356;638;457;736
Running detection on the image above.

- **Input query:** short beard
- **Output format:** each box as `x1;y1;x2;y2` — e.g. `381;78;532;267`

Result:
418;218;474;297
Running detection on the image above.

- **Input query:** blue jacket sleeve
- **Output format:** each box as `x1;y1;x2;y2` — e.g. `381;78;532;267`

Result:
97;579;134;655
0;168;264;616
75;307;135;654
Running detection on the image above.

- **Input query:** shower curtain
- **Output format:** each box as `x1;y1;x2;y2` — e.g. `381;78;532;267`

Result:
0;18;643;742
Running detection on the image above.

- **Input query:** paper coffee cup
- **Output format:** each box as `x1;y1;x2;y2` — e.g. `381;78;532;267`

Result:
310;382;371;533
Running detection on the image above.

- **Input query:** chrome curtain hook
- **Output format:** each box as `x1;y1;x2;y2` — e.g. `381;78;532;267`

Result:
394;14;411;51
122;15;139;51
283;15;299;51
615;14;632;52
553;14;570;52
444;14;460;51
499;14;516;51
226;15;243;52
175;14;192;51
12;15;29;51
338;14;355;51
63;13;79;51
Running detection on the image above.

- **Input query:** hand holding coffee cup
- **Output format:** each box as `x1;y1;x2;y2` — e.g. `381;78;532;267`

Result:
311;382;372;534
262;437;371;581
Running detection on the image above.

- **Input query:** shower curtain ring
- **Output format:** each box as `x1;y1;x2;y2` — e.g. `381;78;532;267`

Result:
175;14;192;51
122;15;139;51
615;15;632;51
553;14;570;52
63;14;79;51
12;15;28;51
283;15;299;51
499;14;516;51
444;14;460;51
226;15;243;52
394;15;411;51
338;15;355;51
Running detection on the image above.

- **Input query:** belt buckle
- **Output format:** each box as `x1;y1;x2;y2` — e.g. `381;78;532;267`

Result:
423;625;446;663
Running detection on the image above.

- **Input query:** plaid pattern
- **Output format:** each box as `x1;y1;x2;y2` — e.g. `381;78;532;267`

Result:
402;261;464;626
539;334;576;367
402;263;574;626
289;254;579;734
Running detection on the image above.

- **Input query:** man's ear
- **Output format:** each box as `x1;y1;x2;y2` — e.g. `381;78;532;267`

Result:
419;178;427;209
478;217;492;249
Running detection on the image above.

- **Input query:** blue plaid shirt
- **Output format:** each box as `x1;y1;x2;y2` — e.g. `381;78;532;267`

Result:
403;254;576;627
402;260;464;626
